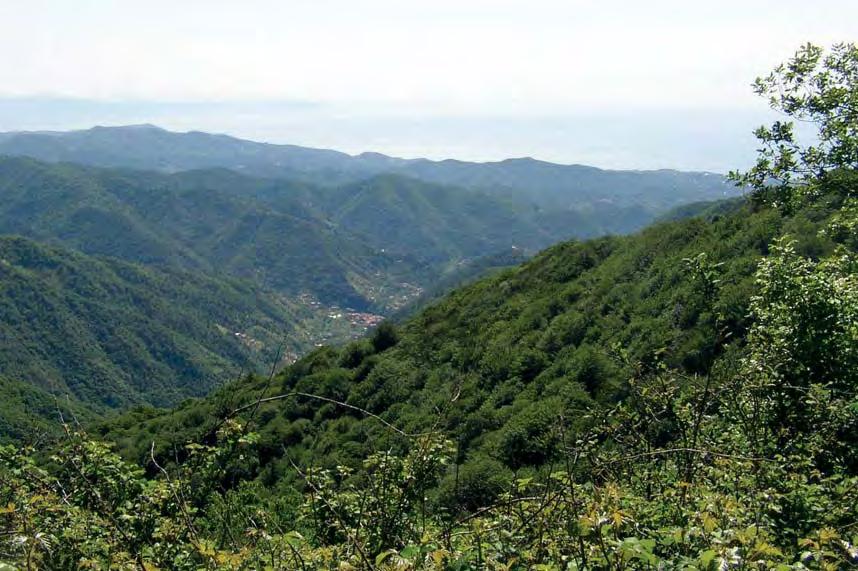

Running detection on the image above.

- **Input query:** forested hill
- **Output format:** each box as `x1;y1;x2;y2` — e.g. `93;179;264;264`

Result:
0;376;98;444
0;235;308;411
102;191;834;480
0;154;733;309
0;150;730;430
0;156;417;310
88;165;856;566
90;178;856;568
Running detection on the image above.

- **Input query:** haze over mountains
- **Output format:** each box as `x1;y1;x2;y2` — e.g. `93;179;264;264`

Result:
0;124;730;205
0;124;737;422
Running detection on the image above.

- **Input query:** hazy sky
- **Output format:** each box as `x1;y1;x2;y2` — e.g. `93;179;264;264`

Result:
0;0;855;171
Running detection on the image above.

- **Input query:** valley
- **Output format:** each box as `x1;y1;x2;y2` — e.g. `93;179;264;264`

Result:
0;134;735;422
0;32;855;569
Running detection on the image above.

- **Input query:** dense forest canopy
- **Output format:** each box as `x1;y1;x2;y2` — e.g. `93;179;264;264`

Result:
1;43;856;570
0;148;735;424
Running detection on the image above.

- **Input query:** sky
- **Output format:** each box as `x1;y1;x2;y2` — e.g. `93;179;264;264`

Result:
0;0;855;171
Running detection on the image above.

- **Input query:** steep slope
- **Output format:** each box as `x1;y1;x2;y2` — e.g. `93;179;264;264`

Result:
0;156;420;309
0;155;708;312
324;174;675;263
0;235;308;411
324;174;550;263
0;156;188;265
91;167;412;309
0;376;98;443
656;196;745;222
390;246;530;320
101;194;842;483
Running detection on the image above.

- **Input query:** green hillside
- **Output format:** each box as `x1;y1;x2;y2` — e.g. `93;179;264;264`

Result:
0;151;722;428
325;174;547;262
0;376;97;444
99;191;826;475
0;156;419;310
0;235;309;412
1;42;855;570
0;155;721;314
80;180;855;568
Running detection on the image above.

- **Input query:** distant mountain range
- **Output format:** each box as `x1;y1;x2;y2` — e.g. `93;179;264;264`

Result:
0;124;732;207
0;125;740;425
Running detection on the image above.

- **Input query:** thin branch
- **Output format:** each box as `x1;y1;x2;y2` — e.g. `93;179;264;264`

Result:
229;391;436;439
594;447;772;465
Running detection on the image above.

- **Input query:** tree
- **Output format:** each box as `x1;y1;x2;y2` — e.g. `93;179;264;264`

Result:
730;43;858;210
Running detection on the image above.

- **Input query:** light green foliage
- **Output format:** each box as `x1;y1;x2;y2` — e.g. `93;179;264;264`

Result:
730;43;858;210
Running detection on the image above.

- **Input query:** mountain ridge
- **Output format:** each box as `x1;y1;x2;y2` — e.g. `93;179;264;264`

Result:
0;125;731;204
0;124;722;174
99;190;839;482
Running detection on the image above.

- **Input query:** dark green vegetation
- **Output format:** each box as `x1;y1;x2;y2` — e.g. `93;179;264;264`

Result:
0;376;97;444
98;190;815;480
0;156;416;309
0;155;431;428
0;154;725;309
323;175;543;262
0;235;307;411
391;246;531;320
0;130;732;423
655;197;745;223
1;43;856;569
